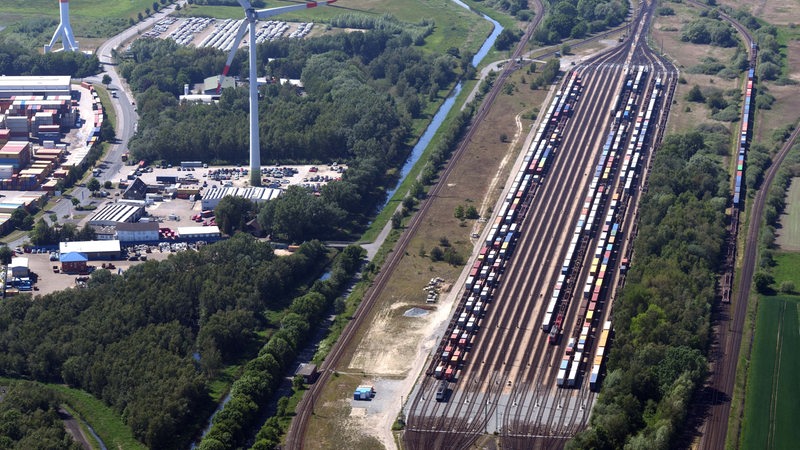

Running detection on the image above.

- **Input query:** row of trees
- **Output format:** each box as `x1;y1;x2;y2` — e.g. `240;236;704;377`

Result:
0;382;83;449
0;35;100;77
533;0;627;44
199;245;365;449
0;235;335;448
681;17;738;47
569;127;731;449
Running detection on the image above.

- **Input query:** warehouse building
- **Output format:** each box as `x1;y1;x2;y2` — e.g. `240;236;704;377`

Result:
0;76;71;98
200;186;281;210
88;203;144;227
9;257;29;278
177;225;221;241
59;240;121;260
116;221;160;243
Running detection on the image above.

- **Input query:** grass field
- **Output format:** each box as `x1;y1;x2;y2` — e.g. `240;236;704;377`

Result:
0;0;158;36
177;0;490;56
741;252;800;449
776;178;800;250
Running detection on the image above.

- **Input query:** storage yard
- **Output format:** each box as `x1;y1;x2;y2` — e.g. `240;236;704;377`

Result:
0;77;97;193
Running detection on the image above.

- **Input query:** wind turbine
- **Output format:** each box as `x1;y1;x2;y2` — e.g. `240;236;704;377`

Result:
220;0;337;186
44;0;80;53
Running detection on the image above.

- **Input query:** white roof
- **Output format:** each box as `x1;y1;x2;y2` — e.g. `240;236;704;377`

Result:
0;76;71;95
10;257;28;268
178;225;220;236
59;240;121;254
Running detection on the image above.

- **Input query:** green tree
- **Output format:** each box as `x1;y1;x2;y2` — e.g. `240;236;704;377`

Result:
0;245;12;264
465;205;480;220
454;205;465;219
754;271;774;293
214;195;254;235
429;246;444;262
686;85;704;102
87;177;101;193
102;74;112;88
391;211;403;229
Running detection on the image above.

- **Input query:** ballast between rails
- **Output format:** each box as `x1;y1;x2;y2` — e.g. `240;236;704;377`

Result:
427;71;585;387
554;66;665;390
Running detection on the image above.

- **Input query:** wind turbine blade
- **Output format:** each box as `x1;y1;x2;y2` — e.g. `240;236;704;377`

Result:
222;20;249;76
237;0;253;9
254;0;337;21
218;20;250;93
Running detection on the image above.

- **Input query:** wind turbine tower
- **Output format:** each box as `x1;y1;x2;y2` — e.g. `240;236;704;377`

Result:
45;0;80;53
220;0;337;186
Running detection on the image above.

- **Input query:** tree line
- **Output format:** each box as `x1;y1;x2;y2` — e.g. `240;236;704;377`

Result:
568;127;731;449
532;0;627;45
200;245;365;449
0;235;351;448
0;35;100;78
0;381;83;450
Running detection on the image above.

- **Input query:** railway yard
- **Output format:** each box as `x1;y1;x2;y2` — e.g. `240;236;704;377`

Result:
403;2;678;448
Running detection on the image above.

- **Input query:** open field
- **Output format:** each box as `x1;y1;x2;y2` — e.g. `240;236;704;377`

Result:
177;0;491;55
776;178;800;250
716;0;800;28
741;292;800;450
303;55;549;450
650;1;740;134
0;0;157;40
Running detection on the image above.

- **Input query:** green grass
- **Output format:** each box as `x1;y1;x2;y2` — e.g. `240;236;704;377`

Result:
741;252;800;449
60;403;102;450
776;179;800;250
0;378;145;450
741;294;800;450
0;0;159;37
177;0;490;56
46;383;147;450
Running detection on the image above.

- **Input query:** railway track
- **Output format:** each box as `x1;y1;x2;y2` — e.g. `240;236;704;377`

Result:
405;1;679;448
677;1;760;448
284;2;544;448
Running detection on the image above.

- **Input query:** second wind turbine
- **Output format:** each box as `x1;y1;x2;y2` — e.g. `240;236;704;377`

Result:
220;0;337;186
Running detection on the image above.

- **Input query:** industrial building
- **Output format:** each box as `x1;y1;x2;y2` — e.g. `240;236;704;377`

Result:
0;76;71;98
9;257;29;278
60;252;88;273
59;240;121;260
200;186;281;210
177;225;221;240
116;221;160;243
87;203;144;227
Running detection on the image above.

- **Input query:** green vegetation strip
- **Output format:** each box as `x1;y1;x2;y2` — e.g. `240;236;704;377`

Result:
47;383;147;450
0;378;145;450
